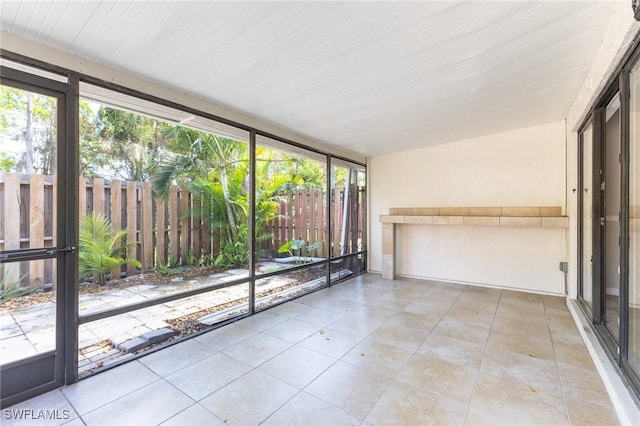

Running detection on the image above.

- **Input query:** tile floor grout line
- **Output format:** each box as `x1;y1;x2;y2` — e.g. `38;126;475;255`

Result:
63;359;164;417
544;295;574;426
356;281;465;423
70;371;165;422
154;396;226;426
461;288;502;425
57;389;84;425
6;275;619;425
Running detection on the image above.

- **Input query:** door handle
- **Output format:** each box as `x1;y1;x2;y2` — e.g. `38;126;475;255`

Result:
0;247;76;262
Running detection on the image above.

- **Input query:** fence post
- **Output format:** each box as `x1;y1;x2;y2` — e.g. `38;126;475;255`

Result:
126;181;137;274
333;187;341;257
78;176;87;220
308;189;316;254
169;185;178;264
93;178;105;217
296;189;307;241
180;186;190;264
29;174;45;288
110;179;122;279
321;189;327;257
141;181;153;270
287;192;294;242
156;197;166;266
192;196;201;260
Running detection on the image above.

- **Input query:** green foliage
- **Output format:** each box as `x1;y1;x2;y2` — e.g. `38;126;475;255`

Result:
0;151;18;172
93;107;166;181
0;85;57;174
278;239;323;264
79;212;141;285
0;270;34;305
214;224;249;267
185;251;215;268
156;258;179;276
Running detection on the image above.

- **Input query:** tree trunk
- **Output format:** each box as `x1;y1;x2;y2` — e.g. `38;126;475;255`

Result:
219;166;238;242
25;92;34;174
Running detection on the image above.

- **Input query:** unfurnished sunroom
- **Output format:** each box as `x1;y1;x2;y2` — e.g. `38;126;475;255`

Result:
1;1;640;425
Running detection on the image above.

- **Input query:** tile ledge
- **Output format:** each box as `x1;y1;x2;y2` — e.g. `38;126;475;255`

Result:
379;215;568;228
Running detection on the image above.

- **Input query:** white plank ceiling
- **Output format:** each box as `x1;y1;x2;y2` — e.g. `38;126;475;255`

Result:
0;1;618;157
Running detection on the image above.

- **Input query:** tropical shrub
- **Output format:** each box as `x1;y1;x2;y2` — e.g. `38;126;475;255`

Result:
0;269;33;305
79;212;141;285
278;239;323;264
214;224;249;267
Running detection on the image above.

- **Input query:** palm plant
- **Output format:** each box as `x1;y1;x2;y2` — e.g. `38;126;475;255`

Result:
152;128;247;240
152;126;314;266
79;212;141;285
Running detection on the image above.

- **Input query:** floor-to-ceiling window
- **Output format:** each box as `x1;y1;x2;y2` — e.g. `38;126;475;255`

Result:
0;59;77;407
75;83;253;378
329;160;366;283
254;135;329;310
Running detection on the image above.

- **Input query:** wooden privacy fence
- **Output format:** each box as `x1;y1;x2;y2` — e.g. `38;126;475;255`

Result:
258;186;366;257
1;173;365;289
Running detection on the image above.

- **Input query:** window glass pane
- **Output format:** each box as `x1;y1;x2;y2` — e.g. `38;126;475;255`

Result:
628;63;640;377
0;85;58;365
255;135;327;270
77;84;251;372
330;161;366;282
79;83;250;292
78;282;249;377
254;135;328;306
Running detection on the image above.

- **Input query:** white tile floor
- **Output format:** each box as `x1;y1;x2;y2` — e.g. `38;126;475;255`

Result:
3;274;621;425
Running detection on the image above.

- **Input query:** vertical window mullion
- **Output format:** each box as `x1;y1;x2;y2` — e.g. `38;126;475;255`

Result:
620;68;630;364
249;130;256;314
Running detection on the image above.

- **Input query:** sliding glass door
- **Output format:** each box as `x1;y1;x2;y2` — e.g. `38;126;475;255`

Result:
0;65;76;407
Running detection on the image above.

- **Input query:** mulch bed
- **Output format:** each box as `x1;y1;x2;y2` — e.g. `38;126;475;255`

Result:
164;269;325;337
1;265;226;310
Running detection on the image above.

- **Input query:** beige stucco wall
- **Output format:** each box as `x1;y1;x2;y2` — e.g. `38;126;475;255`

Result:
369;121;567;294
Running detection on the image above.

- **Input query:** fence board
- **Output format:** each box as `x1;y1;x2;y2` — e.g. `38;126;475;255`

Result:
2;173;362;286
141;181;153;270
110;179;122;279
93;178;105;217
192;197;201;259
299;190;306;241
287;193;294;243
156;198;166;266
333;187;341;257
201;199;211;256
4;174;21;286
169;185;178;263
180;187;190;264
126;181;137;274
309;189;316;251
29;174;44;287
320;189;326;256
78;177;86;220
